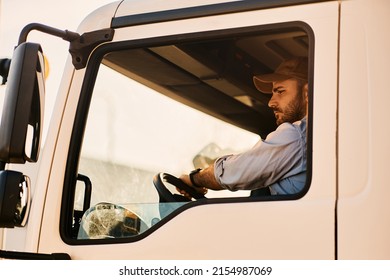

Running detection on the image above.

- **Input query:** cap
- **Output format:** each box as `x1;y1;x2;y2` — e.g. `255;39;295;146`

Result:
253;57;308;93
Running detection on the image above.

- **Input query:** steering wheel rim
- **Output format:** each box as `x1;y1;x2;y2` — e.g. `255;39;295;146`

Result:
153;173;206;202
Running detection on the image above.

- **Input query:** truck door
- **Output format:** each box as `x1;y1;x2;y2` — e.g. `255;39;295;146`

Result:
40;0;339;259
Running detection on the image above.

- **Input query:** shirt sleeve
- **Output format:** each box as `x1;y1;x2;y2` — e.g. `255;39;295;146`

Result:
213;121;306;191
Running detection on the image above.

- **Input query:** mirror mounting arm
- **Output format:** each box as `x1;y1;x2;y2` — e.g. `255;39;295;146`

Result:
68;28;115;70
18;23;115;70
18;23;80;45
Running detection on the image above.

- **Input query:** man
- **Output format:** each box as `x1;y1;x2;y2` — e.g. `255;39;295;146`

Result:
180;57;309;197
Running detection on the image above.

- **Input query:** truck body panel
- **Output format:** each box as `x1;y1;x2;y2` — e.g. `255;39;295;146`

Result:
1;0;389;260
338;0;390;259
39;1;338;259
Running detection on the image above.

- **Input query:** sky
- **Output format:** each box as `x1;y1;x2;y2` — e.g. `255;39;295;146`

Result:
0;0;117;122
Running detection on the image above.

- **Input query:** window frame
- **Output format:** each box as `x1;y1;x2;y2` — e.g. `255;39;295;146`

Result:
60;21;314;245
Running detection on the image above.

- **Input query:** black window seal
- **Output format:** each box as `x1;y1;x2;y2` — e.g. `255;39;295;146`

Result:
60;21;314;245
111;0;333;29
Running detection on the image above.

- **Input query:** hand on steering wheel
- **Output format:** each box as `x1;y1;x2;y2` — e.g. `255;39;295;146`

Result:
153;173;206;202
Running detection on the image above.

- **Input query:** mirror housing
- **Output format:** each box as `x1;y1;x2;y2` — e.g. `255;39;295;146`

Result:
0;42;45;164
0;170;31;228
0;58;11;85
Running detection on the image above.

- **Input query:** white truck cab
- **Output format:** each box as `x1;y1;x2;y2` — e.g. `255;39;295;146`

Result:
0;0;389;260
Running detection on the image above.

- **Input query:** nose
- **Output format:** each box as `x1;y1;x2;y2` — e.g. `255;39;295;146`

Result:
268;93;277;109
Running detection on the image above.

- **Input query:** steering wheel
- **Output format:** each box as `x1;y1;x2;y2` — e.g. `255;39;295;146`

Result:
153;173;206;202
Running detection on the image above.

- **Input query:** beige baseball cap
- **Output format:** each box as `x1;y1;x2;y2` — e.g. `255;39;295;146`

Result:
253;57;308;93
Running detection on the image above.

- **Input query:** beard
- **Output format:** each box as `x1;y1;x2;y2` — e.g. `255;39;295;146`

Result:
274;96;306;126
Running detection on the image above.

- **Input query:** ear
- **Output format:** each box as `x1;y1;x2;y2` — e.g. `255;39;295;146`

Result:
303;83;309;103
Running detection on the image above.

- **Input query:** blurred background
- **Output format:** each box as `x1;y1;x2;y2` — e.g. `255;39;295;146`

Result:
0;0;117;129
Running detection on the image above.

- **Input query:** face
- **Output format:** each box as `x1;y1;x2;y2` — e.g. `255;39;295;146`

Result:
268;79;308;126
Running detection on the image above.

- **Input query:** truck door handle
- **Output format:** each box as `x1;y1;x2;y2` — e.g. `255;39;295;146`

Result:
77;173;92;212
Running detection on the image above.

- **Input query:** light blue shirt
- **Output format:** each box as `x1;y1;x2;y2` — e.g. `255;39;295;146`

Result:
214;118;307;195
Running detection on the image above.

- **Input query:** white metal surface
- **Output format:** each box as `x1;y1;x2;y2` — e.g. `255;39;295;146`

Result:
337;0;390;259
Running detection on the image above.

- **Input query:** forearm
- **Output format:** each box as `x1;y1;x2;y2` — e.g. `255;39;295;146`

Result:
181;165;224;191
191;165;224;190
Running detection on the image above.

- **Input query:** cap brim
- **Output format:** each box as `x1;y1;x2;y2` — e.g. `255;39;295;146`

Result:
253;73;292;93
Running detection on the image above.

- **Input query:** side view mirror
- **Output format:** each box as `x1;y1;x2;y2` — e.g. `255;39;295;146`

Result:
0;58;11;85
0;42;45;164
0;170;31;228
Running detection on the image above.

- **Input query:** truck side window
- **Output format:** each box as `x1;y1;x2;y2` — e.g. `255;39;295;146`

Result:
75;64;259;239
68;24;313;241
